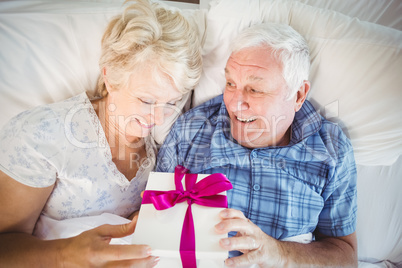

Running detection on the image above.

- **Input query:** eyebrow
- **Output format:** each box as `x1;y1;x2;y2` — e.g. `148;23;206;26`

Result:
248;75;263;82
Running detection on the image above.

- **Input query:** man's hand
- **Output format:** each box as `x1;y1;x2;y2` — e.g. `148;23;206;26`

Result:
214;208;285;267
215;208;358;268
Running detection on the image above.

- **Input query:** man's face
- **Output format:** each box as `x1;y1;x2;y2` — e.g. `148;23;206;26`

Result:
223;46;298;148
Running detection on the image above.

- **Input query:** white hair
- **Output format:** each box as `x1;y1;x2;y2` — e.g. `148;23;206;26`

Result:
230;23;310;99
97;0;202;96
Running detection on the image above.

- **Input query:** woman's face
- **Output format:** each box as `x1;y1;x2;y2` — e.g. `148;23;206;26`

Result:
106;66;182;142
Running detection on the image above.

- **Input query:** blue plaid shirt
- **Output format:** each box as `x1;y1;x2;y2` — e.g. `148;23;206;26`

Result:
156;94;357;241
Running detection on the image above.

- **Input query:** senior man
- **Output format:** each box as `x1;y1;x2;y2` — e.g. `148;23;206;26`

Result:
156;23;357;267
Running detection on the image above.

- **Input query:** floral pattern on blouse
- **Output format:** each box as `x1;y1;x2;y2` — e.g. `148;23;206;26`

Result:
0;92;156;220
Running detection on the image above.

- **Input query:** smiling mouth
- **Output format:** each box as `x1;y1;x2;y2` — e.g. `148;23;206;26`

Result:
136;118;155;129
235;116;257;123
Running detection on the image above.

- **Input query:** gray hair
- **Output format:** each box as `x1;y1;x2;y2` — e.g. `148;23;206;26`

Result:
97;0;202;95
230;23;310;99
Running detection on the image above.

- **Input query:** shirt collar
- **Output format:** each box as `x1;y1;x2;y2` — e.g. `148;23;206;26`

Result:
290;100;322;145
208;99;322;167
208;101;252;169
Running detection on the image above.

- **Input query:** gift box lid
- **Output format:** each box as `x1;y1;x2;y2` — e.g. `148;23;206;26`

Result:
132;171;228;261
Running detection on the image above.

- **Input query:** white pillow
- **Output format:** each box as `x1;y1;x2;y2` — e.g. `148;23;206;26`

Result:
29;158;402;267
295;0;402;31
0;0;205;145
356;157;402;265
194;0;402;166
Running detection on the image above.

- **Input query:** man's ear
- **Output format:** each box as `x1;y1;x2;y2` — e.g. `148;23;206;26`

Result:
295;80;310;112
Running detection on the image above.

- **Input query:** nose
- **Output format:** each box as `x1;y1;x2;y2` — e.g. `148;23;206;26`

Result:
153;105;165;125
152;105;165;126
227;89;249;112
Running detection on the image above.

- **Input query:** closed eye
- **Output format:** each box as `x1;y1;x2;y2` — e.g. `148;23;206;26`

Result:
139;98;155;105
167;96;182;106
166;101;177;106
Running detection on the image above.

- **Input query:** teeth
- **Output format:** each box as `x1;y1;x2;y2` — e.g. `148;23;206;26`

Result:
139;120;149;126
136;119;154;128
236;116;257;123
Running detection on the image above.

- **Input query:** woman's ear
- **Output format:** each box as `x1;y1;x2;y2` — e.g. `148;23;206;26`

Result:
102;67;111;97
295;80;310;112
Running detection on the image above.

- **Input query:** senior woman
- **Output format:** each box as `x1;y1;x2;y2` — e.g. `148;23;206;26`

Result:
0;0;202;267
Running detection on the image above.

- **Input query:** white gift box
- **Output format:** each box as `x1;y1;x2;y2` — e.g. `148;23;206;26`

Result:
132;171;229;268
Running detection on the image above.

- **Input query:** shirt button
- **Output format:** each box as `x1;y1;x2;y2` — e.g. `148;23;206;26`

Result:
253;184;261;191
251;151;257;158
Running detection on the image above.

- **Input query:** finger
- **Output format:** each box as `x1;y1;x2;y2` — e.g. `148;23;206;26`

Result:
101;244;153;261
104;255;160;268
219;235;259;251
131;214;139;231
128;210;140;221
96;221;136;239
219;208;247;220
215;218;255;235
225;251;263;267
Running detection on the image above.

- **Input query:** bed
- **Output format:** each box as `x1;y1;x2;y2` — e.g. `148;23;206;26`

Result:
0;0;401;266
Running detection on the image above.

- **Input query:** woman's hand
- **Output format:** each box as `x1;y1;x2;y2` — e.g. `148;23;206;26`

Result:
128;210;140;221
61;219;159;268
215;208;285;268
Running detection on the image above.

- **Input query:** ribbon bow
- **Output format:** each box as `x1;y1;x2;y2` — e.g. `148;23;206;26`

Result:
142;165;233;268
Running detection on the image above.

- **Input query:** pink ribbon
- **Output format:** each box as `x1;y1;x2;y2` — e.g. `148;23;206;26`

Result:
142;165;233;268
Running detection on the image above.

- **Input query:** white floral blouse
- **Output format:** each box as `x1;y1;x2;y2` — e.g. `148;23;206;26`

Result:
0;92;156;221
